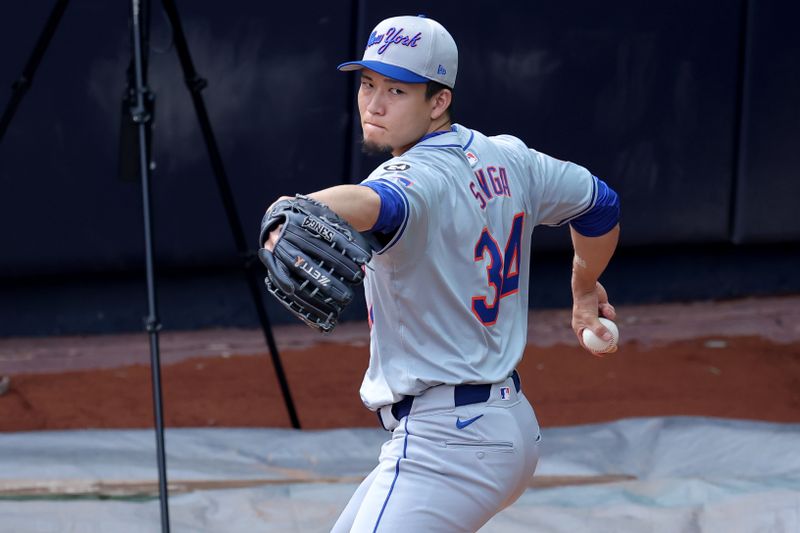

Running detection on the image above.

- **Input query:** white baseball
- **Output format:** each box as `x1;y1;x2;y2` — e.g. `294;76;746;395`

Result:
582;317;619;354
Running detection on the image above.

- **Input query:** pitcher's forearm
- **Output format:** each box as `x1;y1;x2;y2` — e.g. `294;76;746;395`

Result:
307;185;381;232
570;224;620;293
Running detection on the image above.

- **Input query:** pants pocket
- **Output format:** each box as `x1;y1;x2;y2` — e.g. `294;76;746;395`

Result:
444;440;515;453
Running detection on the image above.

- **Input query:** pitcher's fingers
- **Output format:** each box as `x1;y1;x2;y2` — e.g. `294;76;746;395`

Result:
599;302;616;320
264;224;283;252
586;317;613;342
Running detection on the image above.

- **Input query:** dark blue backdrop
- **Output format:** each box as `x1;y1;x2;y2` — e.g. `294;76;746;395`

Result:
0;1;797;335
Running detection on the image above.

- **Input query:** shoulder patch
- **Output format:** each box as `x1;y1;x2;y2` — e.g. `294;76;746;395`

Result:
383;163;411;172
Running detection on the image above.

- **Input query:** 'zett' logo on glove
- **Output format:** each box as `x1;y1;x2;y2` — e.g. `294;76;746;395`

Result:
301;216;335;242
295;256;332;287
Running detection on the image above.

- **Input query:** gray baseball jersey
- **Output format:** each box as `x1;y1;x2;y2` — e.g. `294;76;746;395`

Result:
360;124;596;411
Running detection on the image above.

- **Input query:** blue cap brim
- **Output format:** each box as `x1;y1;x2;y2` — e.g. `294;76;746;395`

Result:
337;60;429;83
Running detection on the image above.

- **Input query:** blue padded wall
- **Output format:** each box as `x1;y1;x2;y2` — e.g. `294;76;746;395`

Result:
733;0;800;243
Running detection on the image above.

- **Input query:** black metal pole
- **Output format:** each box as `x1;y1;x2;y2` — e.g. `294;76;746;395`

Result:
159;0;301;428
130;0;171;531
0;0;69;144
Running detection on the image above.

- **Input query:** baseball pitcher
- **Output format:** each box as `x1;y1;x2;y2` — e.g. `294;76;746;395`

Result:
260;15;620;532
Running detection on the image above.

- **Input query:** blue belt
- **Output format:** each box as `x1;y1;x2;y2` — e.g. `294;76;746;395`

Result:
387;370;521;423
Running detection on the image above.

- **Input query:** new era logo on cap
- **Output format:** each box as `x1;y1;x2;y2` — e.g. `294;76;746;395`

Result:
337;15;458;89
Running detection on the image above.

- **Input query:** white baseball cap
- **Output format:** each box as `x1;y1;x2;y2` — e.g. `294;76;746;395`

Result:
338;15;458;88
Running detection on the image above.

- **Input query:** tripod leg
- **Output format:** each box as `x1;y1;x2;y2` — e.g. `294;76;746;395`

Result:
130;0;171;531
0;0;70;143
159;0;301;429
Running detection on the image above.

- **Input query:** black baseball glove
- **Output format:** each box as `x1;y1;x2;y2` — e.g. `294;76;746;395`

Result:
257;195;378;332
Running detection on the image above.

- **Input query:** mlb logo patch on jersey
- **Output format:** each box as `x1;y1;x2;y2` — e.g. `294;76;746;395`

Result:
499;386;511;400
465;151;479;167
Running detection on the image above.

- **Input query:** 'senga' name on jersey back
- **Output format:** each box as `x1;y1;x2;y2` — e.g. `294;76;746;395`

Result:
469;166;512;210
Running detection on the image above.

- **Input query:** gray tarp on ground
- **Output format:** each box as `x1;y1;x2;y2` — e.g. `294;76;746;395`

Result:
0;417;798;532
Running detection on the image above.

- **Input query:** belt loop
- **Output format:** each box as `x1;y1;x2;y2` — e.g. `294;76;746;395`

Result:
377;411;388;431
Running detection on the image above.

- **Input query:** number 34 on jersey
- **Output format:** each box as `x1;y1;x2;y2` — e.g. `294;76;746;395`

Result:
471;213;524;326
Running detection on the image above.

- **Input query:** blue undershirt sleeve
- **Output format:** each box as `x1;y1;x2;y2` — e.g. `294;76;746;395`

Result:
360;181;407;235
569;177;620;237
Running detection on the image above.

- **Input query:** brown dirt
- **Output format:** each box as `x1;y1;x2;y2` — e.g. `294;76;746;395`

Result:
1;335;798;432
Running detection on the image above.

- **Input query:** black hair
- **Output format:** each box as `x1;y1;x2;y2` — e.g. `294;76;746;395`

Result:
425;81;454;121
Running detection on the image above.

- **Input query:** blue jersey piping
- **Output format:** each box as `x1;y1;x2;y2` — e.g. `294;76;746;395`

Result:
414;127;474;152
549;175;599;227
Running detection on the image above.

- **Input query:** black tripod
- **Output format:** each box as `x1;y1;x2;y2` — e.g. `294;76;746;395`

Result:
0;1;301;531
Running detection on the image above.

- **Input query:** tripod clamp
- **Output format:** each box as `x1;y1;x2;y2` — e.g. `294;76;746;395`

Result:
128;86;155;124
144;316;163;333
